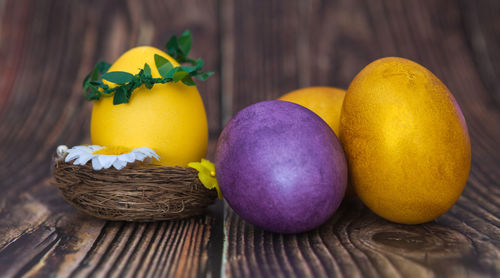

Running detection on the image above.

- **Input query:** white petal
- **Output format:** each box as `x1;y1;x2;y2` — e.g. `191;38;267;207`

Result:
134;147;160;160
92;157;103;170
72;146;92;152
98;155;116;169
147;149;160;160
65;150;81;162
73;154;94;165
119;152;136;163
113;159;128;170
151;152;160;160
134;147;152;156
134;152;147;162
89;145;103;152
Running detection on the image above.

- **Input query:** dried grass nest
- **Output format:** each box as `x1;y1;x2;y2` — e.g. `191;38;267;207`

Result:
52;159;218;221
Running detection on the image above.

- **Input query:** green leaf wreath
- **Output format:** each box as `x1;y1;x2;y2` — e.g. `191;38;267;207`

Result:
83;30;214;105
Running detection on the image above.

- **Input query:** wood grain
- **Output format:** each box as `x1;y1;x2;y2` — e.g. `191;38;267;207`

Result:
222;0;500;277
220;0;303;116
1;0;500;277
459;0;500;107
0;0;222;277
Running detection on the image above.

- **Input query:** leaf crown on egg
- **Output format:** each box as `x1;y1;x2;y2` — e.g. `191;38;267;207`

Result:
83;30;214;105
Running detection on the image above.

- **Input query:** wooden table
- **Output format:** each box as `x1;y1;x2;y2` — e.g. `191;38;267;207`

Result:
1;0;499;277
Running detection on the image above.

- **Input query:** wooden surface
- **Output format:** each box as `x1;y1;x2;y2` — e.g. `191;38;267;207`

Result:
0;0;499;277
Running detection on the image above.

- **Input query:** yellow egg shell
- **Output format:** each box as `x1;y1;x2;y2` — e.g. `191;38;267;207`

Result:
91;46;208;167
278;87;346;135
339;57;471;224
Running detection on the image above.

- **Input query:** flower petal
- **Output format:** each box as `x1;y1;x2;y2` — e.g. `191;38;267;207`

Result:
134;151;147;162
119;152;136;163
213;180;222;199
89;145;103;151
188;162;206;174
132;147;147;155
113;159;128;170
134;147;160;160
73;154;94;165
92;157;103;170
152;152;160;160
199;174;215;189
73;145;90;151
188;159;222;199
98;155;116;169
201;159;215;172
65;150;81;162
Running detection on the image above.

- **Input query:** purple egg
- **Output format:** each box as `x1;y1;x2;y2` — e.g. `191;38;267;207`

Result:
215;100;347;233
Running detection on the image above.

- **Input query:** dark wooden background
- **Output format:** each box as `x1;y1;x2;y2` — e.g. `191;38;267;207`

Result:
1;0;499;277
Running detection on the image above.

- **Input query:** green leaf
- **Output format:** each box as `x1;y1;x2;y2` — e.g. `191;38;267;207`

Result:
83;61;110;89
178;30;192;56
83;31;213;105
113;87;129;105
91;67;99;81
181;75;196;86
89;80;104;86
193;71;214;81
125;85;133;99
102;71;134;84
83;74;91;88
176;58;203;74
164;66;180;79
179;59;203;73
165;35;180;60
143;63;152;79
165;30;193;63
173;71;189;82
90;86;101;96
179;65;197;74
154;54;173;78
96;61;111;73
193;58;204;67
84;83;101;100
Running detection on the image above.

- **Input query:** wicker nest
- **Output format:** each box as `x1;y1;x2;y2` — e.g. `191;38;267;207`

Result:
52;160;218;221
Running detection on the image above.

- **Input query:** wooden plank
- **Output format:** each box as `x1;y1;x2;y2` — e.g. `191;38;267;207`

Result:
459;0;500;106
2;0;500;277
220;0;303;117
0;0;222;277
221;0;500;277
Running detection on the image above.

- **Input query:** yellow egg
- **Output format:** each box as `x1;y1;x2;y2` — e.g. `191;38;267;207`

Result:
278;87;346;135
339;57;471;224
91;46;208;167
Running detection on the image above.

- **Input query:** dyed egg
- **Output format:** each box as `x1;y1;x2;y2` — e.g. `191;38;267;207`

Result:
278;86;346;135
339;57;471;224
91;46;208;167
216;100;347;233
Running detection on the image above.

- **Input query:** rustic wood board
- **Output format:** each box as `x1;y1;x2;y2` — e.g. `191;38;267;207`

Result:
1;0;500;277
0;0;222;277
221;0;500;277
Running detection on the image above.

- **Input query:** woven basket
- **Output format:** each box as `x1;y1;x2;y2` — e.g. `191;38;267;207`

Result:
52;160;218;221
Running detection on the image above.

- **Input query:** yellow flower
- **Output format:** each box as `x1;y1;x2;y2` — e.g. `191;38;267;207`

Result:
188;159;222;199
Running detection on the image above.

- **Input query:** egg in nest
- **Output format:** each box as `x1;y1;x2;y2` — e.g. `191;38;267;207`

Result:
91;46;208;167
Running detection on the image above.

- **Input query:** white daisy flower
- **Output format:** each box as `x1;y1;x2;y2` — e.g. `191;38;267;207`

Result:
61;145;160;170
